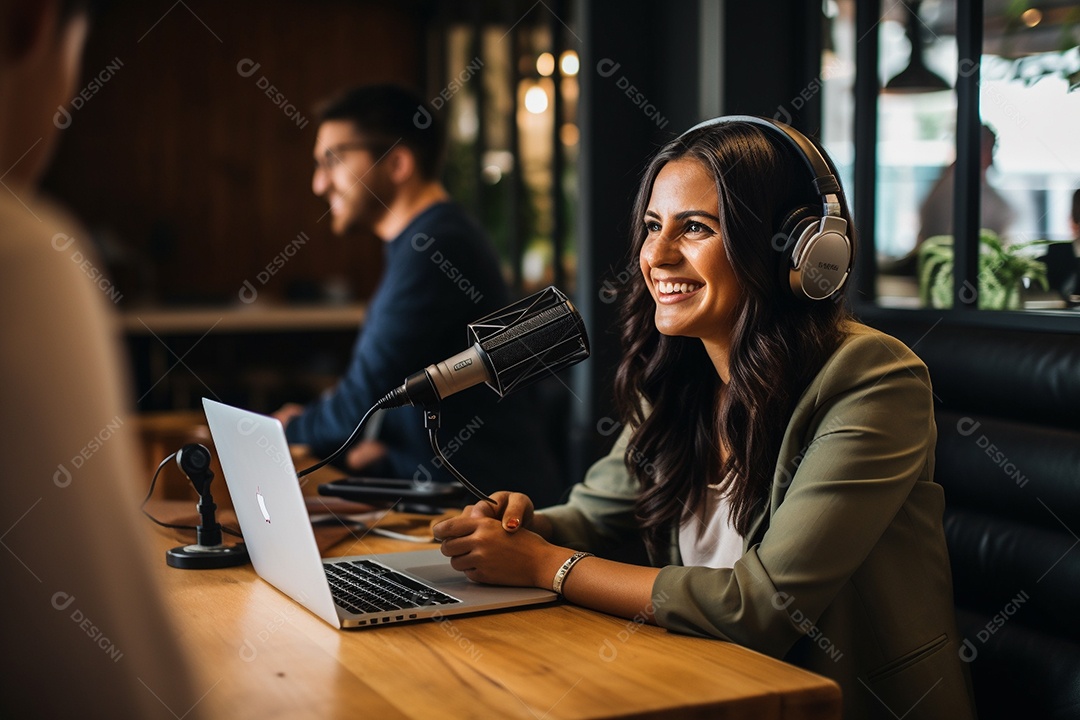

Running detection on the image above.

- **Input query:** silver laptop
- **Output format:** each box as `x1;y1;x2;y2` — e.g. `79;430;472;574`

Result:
202;398;555;629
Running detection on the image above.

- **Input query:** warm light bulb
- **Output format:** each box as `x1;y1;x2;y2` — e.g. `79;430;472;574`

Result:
536;52;555;77
524;85;549;114
1021;8;1042;27
560;50;580;76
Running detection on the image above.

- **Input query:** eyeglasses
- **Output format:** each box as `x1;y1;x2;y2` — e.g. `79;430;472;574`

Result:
313;142;388;173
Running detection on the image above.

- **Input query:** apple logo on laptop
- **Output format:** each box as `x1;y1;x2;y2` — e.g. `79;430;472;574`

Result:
256;486;271;523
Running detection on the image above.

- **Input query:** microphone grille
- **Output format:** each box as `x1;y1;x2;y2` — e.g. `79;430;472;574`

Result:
468;287;590;397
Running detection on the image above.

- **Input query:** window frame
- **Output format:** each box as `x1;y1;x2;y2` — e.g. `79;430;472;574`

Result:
848;0;1080;334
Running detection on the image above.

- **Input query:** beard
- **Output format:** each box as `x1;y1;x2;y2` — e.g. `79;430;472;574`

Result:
330;184;394;237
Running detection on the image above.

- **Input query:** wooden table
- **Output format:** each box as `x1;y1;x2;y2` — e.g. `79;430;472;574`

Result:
150;503;841;719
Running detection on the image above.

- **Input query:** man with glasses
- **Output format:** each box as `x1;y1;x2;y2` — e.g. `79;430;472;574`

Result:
274;84;562;505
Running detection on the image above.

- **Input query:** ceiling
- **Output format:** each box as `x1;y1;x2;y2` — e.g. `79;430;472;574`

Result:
885;0;1080;56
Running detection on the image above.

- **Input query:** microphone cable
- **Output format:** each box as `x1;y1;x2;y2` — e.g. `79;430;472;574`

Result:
295;392;496;505
426;426;496;505
295;396;386;479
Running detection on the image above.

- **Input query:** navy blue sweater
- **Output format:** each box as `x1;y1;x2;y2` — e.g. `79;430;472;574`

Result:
286;202;564;505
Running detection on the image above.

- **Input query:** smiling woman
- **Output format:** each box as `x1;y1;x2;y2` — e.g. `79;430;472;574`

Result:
639;158;743;375
616;119;855;548
433;116;977;720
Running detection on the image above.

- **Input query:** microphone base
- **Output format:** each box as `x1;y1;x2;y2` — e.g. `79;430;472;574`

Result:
166;542;249;569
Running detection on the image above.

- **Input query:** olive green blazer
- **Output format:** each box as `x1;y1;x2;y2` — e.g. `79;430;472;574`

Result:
542;323;976;720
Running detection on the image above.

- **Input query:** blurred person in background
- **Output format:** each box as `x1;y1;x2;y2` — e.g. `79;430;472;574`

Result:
884;124;1016;276
1037;187;1080;303
273;85;564;506
917;124;1015;244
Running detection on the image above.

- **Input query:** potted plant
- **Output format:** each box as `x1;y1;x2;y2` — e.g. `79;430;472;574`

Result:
917;230;1050;309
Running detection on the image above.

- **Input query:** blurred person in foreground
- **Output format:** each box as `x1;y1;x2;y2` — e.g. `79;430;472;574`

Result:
0;0;201;716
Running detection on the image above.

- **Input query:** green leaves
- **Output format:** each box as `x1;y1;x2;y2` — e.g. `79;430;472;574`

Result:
917;230;1050;309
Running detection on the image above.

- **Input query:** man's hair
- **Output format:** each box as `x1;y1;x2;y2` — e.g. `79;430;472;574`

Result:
315;84;445;181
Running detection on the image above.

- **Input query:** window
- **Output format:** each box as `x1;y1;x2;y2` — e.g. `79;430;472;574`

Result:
429;2;580;296
826;0;1080;325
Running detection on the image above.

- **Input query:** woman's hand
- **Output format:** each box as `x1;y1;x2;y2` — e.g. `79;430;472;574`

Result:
433;514;568;587
429;490;567;587
430;491;537;534
432;493;662;621
480;491;535;531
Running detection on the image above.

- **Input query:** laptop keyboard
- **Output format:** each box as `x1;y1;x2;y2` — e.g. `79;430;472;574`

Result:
324;559;460;615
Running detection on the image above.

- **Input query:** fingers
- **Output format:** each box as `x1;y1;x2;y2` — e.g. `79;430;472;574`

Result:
345;439;387;471
442;526;548;587
432;495;534;545
464;492;533;534
430;505;470;538
438;524;484;575
468;491;510;519
447;552;476;573
272;403;304;426
430;517;461;543
501;492;534;533
432;497;496;538
441;530;497;580
435;517;501;556
432;514;486;543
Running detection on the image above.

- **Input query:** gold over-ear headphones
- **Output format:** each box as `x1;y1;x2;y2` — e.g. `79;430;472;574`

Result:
678;115;854;301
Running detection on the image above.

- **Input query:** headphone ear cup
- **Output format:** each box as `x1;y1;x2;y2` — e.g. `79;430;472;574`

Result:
790;215;853;301
776;205;817;245
775;205;819;291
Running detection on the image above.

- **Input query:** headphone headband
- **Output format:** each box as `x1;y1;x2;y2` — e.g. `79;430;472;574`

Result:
678;115;841;209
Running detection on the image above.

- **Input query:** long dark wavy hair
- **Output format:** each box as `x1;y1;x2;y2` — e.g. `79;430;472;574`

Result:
613;120;854;553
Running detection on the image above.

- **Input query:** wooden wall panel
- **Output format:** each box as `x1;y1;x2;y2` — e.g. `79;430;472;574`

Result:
44;0;432;306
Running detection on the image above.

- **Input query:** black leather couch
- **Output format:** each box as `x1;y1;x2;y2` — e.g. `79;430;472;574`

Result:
868;315;1080;720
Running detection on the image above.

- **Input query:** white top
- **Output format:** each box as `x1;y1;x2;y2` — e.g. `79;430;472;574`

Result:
678;482;746;569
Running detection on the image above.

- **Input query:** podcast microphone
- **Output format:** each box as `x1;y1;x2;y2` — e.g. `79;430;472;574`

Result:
165;444;249;569
303;286;590;503
378;285;590;409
